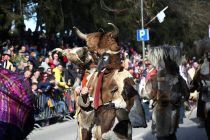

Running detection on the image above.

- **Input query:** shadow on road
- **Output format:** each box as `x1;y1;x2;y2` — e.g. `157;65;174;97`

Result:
133;120;208;140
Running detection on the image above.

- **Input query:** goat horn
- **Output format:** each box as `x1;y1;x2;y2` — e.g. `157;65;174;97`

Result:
73;26;87;40
108;23;119;37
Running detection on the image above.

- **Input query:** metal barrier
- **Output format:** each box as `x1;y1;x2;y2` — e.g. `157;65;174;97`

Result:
34;87;75;128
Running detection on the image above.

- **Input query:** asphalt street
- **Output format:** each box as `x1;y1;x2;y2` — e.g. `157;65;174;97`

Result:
28;108;208;140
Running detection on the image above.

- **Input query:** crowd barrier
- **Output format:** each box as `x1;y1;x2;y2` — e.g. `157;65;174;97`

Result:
33;87;75;128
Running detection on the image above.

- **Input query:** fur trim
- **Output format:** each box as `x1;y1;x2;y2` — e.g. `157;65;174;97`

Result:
102;131;121;140
91;125;102;140
148;45;182;70
112;98;127;109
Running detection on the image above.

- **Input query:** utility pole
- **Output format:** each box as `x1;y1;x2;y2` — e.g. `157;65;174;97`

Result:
140;0;146;67
19;0;22;17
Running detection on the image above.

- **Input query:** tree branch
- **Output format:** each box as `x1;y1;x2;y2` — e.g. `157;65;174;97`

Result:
100;0;128;14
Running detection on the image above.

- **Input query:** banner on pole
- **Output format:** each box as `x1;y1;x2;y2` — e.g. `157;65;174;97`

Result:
157;11;166;23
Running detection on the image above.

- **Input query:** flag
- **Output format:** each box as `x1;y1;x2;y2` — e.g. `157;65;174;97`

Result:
157;11;166;23
145;6;168;25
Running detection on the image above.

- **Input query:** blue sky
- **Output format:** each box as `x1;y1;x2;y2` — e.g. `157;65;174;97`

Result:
24;3;37;31
24;17;36;31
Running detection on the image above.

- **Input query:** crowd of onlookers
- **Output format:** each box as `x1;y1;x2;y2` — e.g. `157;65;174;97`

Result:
0;43;77;119
0;28;84;120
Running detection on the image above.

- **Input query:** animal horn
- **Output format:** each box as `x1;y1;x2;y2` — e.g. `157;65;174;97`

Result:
73;26;87;40
108;22;119;37
52;48;63;54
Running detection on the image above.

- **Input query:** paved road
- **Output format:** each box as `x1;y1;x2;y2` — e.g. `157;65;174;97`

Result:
28;109;208;140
